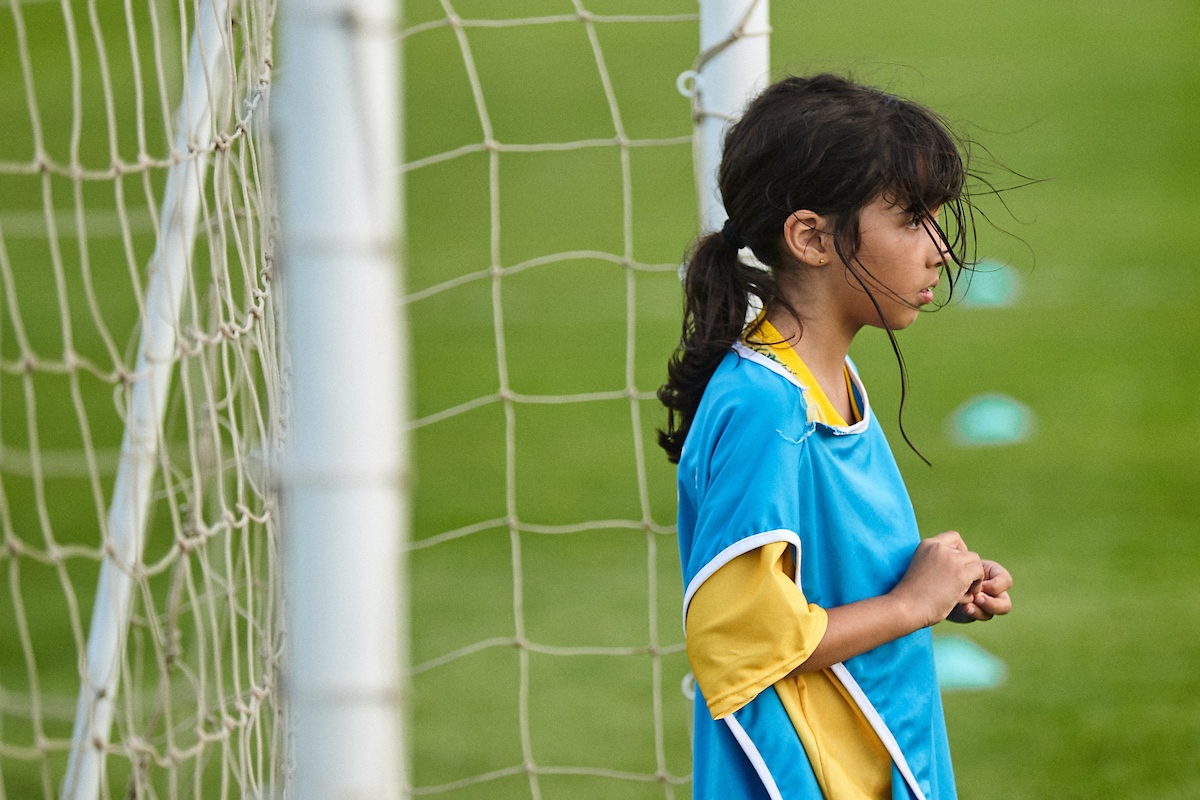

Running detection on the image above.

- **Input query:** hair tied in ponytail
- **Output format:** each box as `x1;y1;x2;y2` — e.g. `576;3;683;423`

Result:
720;219;747;250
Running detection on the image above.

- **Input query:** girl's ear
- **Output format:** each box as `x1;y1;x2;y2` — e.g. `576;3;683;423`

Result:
783;210;833;267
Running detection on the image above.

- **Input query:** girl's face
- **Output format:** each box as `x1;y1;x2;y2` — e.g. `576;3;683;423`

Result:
838;195;947;330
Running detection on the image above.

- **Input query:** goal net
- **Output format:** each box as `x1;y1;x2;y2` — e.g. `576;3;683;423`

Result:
1;0;767;794
0;0;281;796
400;1;763;797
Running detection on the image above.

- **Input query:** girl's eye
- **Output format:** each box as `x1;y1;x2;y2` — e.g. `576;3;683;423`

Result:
907;205;941;229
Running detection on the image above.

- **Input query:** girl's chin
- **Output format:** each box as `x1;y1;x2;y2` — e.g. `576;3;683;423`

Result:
869;309;920;331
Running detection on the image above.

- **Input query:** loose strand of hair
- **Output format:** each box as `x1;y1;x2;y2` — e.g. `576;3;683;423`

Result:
837;242;932;467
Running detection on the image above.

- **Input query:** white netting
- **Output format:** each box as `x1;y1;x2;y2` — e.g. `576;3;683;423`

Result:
2;0;757;795
402;2;722;797
0;0;281;796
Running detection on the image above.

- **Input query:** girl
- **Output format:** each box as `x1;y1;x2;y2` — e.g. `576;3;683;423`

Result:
659;74;1013;800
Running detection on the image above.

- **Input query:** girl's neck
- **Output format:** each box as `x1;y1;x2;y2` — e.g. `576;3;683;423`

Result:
766;307;860;422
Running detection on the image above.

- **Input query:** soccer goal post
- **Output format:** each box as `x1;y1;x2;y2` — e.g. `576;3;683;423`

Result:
58;0;235;795
274;0;408;796
694;0;770;232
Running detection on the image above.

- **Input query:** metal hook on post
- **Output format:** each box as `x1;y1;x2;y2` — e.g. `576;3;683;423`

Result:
676;69;702;99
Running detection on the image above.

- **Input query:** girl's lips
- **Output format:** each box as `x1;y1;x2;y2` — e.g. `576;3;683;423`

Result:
918;288;934;304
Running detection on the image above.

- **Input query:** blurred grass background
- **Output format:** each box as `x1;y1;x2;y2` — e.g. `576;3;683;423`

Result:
1;0;1196;797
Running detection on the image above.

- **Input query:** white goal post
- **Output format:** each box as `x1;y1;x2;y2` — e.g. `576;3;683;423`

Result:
60;0;234;794
274;0;408;795
694;0;771;233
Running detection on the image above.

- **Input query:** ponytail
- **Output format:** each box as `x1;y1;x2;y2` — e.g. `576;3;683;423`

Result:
656;231;776;464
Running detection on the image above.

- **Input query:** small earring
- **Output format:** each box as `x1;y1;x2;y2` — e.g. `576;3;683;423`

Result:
818;258;826;264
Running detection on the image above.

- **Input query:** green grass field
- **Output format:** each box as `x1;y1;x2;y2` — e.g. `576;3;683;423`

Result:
3;0;1198;797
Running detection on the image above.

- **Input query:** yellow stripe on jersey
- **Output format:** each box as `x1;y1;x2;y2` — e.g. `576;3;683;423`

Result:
774;662;892;799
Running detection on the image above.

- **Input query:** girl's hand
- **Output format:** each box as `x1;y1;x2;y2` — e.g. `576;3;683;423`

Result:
891;531;984;629
947;560;1012;623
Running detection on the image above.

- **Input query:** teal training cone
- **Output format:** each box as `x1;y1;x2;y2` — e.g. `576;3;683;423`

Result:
961;259;1020;308
933;636;1007;691
949;393;1035;446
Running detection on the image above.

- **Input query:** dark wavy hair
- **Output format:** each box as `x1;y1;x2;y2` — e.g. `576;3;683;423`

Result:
658;73;975;464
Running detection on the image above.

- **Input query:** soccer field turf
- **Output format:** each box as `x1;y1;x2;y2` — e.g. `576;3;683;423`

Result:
3;0;1198;797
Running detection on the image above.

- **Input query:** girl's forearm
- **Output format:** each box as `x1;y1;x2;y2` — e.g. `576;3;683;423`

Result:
791;592;923;674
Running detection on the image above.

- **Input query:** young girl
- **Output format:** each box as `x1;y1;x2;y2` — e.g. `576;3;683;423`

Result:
659;74;1013;800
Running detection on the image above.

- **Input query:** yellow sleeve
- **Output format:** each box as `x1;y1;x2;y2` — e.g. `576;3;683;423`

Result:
686;541;893;799
685;540;828;719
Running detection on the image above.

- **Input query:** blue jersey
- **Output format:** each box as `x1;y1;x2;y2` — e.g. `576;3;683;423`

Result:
677;344;956;800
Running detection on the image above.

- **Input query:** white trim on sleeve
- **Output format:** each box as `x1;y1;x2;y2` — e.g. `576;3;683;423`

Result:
682;529;802;630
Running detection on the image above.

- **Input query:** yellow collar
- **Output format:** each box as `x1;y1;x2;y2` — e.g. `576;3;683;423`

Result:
744;319;861;427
